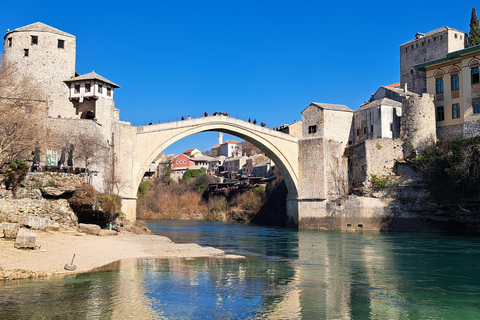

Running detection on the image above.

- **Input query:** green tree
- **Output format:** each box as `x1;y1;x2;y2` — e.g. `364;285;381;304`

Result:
468;8;480;47
5;159;29;197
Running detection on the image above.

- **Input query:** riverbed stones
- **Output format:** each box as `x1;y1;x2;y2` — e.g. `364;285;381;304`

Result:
14;230;36;249
78;223;101;236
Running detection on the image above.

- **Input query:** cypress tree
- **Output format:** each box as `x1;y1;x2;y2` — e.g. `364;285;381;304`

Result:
468;8;480;47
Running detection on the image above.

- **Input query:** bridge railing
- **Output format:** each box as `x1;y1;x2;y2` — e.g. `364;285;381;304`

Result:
120;112;278;129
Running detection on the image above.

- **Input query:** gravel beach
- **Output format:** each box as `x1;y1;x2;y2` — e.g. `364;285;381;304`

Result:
0;229;244;280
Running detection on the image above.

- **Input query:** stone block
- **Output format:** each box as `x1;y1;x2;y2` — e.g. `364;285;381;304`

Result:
99;229;118;236
78;223;101;236
3;222;19;239
14;230;36;249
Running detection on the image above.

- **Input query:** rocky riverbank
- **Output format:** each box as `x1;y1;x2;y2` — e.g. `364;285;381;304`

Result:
0;229;244;281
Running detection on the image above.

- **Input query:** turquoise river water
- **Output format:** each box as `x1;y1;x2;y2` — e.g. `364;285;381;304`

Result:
1;220;480;319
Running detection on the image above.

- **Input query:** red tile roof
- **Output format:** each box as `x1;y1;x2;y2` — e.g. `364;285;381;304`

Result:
385;82;400;88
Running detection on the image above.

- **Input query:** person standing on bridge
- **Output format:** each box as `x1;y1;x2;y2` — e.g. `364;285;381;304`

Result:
187;115;191;120
253;119;257;124
248;118;251;123
181;116;185;120
204;111;209;117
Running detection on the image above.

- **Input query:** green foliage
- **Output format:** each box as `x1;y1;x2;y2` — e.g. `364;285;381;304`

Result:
139;182;149;195
69;183;122;220
370;174;388;190
469;8;480;47
182;167;207;183
411;137;480;202
5;159;28;197
30;179;55;192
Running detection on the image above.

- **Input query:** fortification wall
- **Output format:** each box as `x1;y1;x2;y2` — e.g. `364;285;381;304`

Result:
400;93;437;153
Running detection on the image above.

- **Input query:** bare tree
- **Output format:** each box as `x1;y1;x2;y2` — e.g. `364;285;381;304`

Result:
71;130;108;172
329;156;349;200
0;58;45;168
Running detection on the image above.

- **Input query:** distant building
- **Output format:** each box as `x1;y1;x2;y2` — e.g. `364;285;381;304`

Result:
219;140;242;157
208;156;226;176
223;155;247;175
253;160;273;178
277;120;303;138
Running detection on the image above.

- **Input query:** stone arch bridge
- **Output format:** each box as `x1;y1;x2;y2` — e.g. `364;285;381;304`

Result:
113;115;335;228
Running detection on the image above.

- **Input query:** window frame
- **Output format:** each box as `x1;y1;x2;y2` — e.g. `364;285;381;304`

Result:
31;35;38;45
57;39;65;49
74;84;80;94
308;125;317;134
452;103;460;119
473;98;480;114
85;83;91;93
451;74;459;91
24;49;29;57
436;77;444;93
436;106;445;122
472;67;479;84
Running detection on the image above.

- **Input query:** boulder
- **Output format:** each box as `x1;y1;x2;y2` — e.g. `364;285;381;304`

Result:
99;229;118;236
78;223;101;236
3;222;19;239
14;230;36;249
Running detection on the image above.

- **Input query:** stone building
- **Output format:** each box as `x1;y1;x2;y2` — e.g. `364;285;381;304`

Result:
2;22;123;192
352;98;402;145
400;27;466;94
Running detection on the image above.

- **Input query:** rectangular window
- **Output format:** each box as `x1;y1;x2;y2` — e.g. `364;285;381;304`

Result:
24;49;29;57
107;87;112;97
58;39;65;49
363;126;367;135
7;37;12;47
85;83;91;92
452;103;460;119
472;67;479;84
451;74;459;91
370;124;374;133
390;123;393;131
473;98;480;114
308;125;317;134
356;128;360;136
31;35;38;45
74;84;80;93
436;106;445;121
436;77;443;93
98;83;103;94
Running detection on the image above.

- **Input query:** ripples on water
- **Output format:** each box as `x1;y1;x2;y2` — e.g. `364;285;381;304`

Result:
1;220;480;319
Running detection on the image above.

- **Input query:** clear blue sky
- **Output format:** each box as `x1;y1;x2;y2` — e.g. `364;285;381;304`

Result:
1;1;477;155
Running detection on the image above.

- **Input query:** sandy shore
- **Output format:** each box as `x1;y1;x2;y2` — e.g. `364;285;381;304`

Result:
0;229;244;280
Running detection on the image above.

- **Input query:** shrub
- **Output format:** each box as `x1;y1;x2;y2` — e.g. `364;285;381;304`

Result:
5;159;28;197
370;174;388;190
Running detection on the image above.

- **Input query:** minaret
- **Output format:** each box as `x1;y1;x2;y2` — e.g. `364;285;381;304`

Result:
218;132;223;145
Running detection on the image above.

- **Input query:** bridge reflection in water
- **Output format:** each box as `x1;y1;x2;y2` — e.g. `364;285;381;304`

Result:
1;223;479;319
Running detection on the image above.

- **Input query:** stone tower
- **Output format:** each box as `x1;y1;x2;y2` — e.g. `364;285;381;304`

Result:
3;22;76;117
400;93;437;154
400;27;466;94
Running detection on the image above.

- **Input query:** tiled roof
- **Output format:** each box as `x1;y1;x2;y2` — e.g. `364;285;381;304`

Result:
385;83;400;88
211;144;220;149
7;22;75;38
305;103;353;113
220;140;240;145
357;98;402;112
64;71;120;88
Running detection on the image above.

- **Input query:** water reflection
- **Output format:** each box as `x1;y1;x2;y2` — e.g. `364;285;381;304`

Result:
2;222;480;319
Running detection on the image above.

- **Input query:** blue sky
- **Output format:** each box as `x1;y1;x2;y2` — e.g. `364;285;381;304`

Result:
1;1;477;155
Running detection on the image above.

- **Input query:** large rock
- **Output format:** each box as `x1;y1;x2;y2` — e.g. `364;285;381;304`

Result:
14;230;36;249
99;229;118;236
78;223;101;236
3;222;19;239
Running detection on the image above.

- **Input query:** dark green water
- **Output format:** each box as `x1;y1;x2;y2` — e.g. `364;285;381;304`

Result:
1;220;480;319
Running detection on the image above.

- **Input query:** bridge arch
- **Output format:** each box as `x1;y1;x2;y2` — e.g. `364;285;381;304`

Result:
135;117;299;197
117;116;300;223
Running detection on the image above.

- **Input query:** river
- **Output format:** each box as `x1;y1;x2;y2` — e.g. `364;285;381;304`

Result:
1;220;480;319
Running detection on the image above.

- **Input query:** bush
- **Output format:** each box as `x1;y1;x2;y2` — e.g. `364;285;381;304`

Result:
370;174;388;190
5;159;28;197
